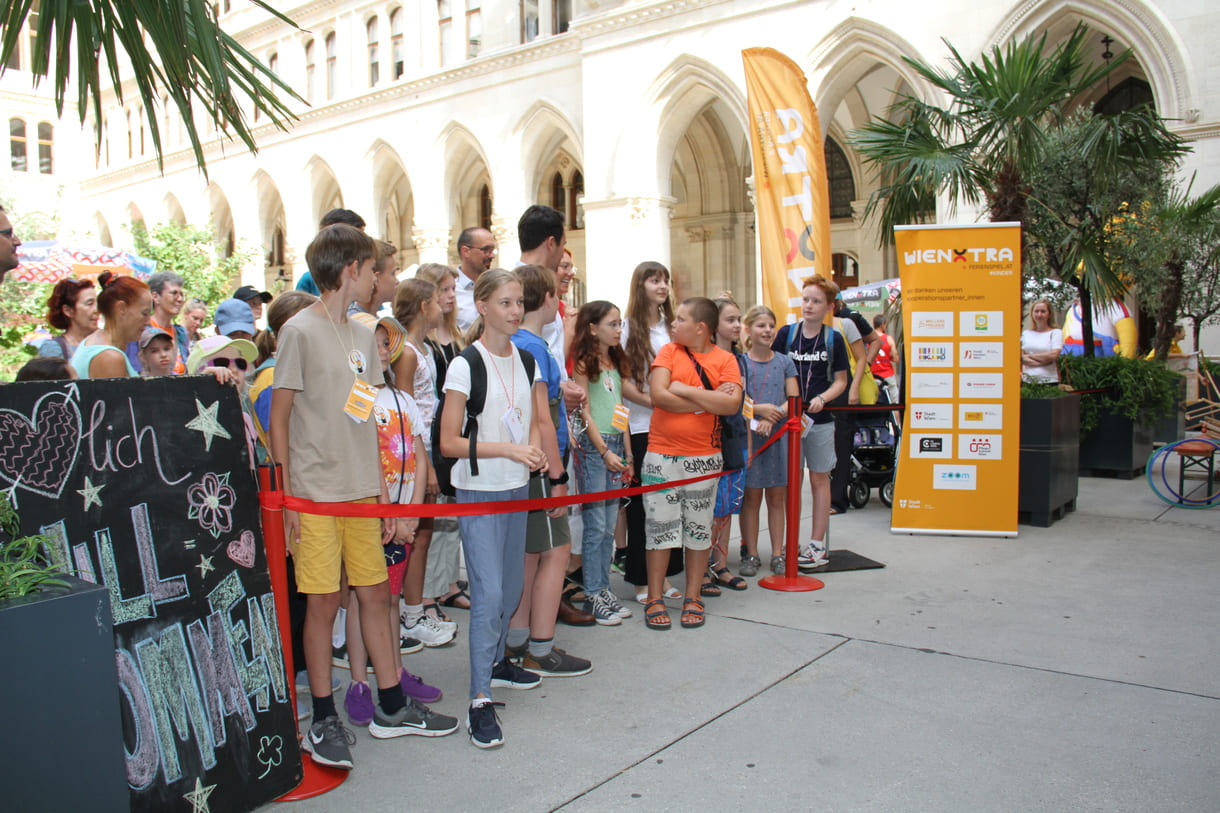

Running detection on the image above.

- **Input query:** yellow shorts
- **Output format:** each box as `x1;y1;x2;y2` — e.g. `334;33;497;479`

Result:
295;498;387;593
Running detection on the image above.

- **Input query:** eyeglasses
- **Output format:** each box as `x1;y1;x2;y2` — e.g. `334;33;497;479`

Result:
211;357;249;371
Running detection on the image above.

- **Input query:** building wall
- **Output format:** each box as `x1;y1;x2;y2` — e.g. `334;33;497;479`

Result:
19;0;1220;317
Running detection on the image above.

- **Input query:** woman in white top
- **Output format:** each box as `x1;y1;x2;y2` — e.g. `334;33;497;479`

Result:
1021;299;1064;383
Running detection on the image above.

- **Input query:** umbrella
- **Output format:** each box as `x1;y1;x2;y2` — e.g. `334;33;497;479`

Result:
13;240;157;284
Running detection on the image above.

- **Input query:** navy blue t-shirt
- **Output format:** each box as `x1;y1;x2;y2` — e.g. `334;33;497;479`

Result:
773;323;849;424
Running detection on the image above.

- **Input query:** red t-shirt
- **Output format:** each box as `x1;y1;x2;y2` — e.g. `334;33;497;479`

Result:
648;342;742;457
871;332;895;379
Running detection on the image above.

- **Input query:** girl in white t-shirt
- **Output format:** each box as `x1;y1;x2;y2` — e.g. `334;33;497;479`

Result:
1021;299;1063;383
439;268;554;749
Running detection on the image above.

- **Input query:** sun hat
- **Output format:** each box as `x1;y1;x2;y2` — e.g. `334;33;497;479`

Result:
186;334;259;374
350;311;406;364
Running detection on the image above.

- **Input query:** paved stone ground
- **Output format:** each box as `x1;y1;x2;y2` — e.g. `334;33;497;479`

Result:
263;467;1220;813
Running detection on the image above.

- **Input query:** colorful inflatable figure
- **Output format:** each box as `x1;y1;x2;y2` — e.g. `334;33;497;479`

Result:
1062;297;1136;358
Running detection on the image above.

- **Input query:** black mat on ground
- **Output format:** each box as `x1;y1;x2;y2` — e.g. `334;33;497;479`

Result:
806;549;886;572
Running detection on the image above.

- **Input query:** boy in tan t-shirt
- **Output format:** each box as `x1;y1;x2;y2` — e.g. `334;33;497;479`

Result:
641;296;742;631
270;224;457;769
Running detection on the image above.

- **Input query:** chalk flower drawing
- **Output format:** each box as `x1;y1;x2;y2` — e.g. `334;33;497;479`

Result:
257;734;284;779
186;472;236;538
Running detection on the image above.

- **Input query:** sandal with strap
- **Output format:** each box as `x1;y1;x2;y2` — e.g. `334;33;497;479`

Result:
699;580;721;598
680;597;706;629
439;588;471;609
712;566;748;591
644;598;671;631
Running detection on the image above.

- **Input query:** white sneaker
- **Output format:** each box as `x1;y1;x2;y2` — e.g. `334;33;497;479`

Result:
598;588;633;619
797;543;828;572
402;613;457;647
401;599;456;634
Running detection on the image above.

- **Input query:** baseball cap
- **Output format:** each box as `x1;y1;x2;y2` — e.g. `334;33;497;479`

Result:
214;299;257;336
186;335;259;374
350;311;406;364
138;325;173;350
233;285;272;304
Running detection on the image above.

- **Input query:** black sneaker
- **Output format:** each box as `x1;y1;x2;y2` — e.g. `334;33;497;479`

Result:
489;659;541;689
368;698;460;739
303;715;355;769
522;646;592;677
467;701;505;749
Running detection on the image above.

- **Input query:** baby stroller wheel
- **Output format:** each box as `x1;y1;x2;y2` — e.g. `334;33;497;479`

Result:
849;479;870;509
880;479;894;507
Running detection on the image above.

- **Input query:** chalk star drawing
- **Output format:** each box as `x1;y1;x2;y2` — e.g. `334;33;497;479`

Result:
195;554;215;578
182;777;216;813
76;476;104;511
185;399;231;451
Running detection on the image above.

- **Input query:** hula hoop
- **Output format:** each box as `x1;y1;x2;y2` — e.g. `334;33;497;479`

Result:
1145;438;1220;508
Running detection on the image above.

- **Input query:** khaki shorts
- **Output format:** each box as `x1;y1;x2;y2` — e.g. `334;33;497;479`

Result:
641;451;718;551
295;497;387;593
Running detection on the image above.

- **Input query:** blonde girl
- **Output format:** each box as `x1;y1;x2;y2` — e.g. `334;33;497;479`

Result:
739;306;799;574
704;294;748;594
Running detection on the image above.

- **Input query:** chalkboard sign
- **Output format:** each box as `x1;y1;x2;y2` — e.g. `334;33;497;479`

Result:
0;376;301;812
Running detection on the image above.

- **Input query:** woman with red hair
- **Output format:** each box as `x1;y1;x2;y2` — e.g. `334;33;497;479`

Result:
39;278;99;360
70;272;152;379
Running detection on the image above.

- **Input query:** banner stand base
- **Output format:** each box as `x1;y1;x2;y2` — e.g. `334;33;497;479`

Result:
277;753;349;801
759;573;824;592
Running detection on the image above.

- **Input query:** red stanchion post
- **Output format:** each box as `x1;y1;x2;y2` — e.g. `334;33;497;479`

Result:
257;463;349;800
760;395;824;592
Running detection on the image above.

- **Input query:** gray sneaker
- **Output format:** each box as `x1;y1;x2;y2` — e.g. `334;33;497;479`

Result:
582;593;622;626
598;588;632;619
303;715;355;769
369;698;459;739
522;646;593;677
739;555;761;577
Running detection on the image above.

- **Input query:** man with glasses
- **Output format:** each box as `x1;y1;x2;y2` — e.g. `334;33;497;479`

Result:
128;270;190;373
0;205;23;284
454;226;497;332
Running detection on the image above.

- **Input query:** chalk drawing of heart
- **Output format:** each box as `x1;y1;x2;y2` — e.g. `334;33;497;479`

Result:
0;390;82;499
226;530;256;568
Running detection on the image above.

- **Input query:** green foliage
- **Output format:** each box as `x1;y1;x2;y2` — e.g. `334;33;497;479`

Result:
0;1;303;176
1058;354;1180;433
1020;381;1068;399
0;279;53;379
131;220;251;315
0;496;65;602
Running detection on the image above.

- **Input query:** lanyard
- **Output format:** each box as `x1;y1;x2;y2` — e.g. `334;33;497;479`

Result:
481;339;515;411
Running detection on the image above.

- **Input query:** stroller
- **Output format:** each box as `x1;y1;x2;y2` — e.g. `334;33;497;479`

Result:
848;396;898;509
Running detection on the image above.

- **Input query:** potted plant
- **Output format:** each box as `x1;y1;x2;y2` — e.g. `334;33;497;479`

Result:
1019;381;1081;526
1059;354;1180;477
0;497;127;811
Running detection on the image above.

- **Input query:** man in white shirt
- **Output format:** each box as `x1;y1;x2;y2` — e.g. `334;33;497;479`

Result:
454;226;497;332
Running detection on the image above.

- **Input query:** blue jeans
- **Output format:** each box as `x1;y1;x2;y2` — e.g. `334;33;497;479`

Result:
457;485;529;700
576;433;625;595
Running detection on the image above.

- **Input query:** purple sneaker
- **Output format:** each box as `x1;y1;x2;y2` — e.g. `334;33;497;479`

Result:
399;668;443;704
344;681;375;726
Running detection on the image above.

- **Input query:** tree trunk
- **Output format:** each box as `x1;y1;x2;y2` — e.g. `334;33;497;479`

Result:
1151;255;1184;361
1079;284;1096;358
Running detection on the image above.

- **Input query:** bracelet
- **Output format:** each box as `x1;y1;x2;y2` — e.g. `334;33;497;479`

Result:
600;448;613;459
549;472;569;486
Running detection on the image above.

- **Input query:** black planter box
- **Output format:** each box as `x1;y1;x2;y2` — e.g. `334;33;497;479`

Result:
1152;376;1187;444
1079;408;1154;479
1019;394;1080;526
0;577;127;812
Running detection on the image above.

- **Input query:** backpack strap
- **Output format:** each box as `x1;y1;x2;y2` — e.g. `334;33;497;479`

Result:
459;345;487;476
823;324;835;383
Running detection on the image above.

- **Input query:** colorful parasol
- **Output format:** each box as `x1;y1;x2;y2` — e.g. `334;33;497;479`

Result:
13;240;157;284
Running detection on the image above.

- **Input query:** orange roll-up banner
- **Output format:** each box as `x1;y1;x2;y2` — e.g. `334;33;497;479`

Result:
743;47;832;322
891;223;1022;537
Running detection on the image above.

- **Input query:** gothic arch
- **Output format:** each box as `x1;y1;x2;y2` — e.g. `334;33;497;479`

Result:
807;18;937;119
303;155;344;228
367;139;415;264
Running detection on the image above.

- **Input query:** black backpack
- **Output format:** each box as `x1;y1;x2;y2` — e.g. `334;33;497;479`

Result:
431;343;537;497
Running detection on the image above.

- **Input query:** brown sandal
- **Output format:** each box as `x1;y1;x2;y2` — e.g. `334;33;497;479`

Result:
680;598;705;629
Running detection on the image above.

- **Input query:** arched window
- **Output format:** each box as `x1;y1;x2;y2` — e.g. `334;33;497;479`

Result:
1094;77;1155;116
467;0;482;58
438;1;453;66
479;185;492;230
554;0;572;34
569;170;584;229
390;9;404;79
521;0;539;43
304;40;316;103
551;172;564;214
825;138;856;220
9;118;27;172
367;17;380;86
325;33;337;100
38;122;53;174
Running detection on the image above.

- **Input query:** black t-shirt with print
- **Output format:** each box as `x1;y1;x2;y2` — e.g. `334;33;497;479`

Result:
773;323;849;425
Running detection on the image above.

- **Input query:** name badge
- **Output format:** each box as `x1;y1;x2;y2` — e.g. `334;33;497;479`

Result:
611;403;630;432
344;378;378;423
801;414;814;438
502;407;525;444
742;396;755;420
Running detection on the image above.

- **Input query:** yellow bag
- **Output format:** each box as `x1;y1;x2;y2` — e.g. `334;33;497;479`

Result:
835;318;879;405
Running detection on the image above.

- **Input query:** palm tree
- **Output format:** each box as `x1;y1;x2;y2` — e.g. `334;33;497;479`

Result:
850;22;1187;355
0;1;301;175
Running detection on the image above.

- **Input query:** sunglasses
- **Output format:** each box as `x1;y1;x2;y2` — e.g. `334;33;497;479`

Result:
211;357;249;371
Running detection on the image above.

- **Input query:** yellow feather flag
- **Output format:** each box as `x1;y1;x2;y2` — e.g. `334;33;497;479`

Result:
743;47;833;322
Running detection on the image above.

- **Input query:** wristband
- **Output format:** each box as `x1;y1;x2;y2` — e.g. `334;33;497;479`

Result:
548;472;569;486
600;448;613;459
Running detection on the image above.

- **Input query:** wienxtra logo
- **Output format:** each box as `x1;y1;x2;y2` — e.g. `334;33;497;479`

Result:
904;247;1015;264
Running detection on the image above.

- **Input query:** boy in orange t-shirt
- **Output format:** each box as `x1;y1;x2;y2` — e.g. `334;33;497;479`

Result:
641;297;742;630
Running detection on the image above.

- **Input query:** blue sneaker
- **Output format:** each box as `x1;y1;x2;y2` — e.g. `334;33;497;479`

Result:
490;659;541;689
467;701;505;749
